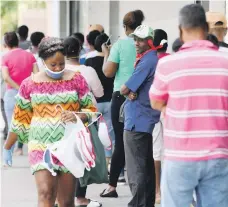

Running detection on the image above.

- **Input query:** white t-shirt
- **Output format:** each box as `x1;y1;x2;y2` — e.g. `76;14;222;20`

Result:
34;54;44;71
26;49;44;71
66;64;104;105
80;50;98;60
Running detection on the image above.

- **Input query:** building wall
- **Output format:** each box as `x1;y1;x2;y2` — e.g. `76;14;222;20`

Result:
81;0;227;51
46;1;60;37
77;1;111;36
74;1;194;52
17;8;47;37
117;1;193;52
210;0;226;13
18;0;228;47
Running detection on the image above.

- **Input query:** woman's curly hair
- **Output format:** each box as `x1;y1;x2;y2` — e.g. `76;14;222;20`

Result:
38;37;65;60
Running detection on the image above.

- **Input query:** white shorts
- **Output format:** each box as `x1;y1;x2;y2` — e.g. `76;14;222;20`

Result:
152;119;164;161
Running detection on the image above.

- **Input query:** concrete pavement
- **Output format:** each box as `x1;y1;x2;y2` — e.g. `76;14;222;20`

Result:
0;111;160;207
1;151;161;207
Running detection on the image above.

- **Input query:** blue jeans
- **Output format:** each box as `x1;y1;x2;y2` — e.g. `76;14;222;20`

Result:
161;159;228;207
97;102;115;158
4;89;18;152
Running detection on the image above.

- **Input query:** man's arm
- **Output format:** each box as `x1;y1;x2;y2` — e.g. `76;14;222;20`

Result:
124;61;151;94
149;61;169;113
151;99;166;113
120;84;130;95
120;85;138;101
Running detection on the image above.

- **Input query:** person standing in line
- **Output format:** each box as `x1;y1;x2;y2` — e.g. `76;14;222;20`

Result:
85;33;115;168
62;36;104;207
89;24;105;33
64;36;104;105
1;73;7;140
80;24;105;65
3;37;97;207
150;4;228;207
86;30;101;59
206;12;228;51
100;9;145;197
71;32;87;61
1;32;39;158
17;25;31;50
15;31;45;155
154;29;170;58
1;39;9;141
80;30;101;65
151;28;171;204
120;25;160;207
72;32;85;49
28;32;45;70
172;34;219;54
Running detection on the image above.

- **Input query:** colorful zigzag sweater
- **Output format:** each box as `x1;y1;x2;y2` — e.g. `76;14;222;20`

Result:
10;72;96;174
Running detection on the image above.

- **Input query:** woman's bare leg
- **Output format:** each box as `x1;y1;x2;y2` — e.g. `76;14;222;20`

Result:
57;172;76;207
34;170;58;207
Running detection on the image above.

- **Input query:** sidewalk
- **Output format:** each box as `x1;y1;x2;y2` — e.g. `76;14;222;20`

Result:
1;152;161;207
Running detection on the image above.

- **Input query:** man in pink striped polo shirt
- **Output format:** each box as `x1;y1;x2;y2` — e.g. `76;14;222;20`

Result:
150;4;228;207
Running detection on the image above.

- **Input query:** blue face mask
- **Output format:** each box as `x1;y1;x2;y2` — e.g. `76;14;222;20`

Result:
43;61;65;80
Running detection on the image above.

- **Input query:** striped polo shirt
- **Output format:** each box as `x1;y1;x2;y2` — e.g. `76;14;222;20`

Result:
149;40;228;161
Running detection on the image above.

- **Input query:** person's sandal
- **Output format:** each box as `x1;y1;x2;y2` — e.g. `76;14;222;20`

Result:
100;189;118;198
76;199;102;207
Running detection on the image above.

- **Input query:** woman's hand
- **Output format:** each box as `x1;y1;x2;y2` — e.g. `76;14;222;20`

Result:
61;111;77;123
77;113;89;123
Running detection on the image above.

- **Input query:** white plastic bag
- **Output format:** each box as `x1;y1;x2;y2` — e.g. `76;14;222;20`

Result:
73;113;96;170
73;110;112;151
49;112;96;174
43;104;105;177
98;118;112;150
72;108;112;151
49;122;86;178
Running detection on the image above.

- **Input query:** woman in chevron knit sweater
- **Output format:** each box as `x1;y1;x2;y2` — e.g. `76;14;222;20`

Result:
3;37;96;207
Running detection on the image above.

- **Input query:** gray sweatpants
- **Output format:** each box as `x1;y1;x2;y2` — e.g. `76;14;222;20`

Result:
124;130;155;207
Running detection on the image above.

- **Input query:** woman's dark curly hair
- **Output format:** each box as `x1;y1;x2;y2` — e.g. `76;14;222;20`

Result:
38;37;65;60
